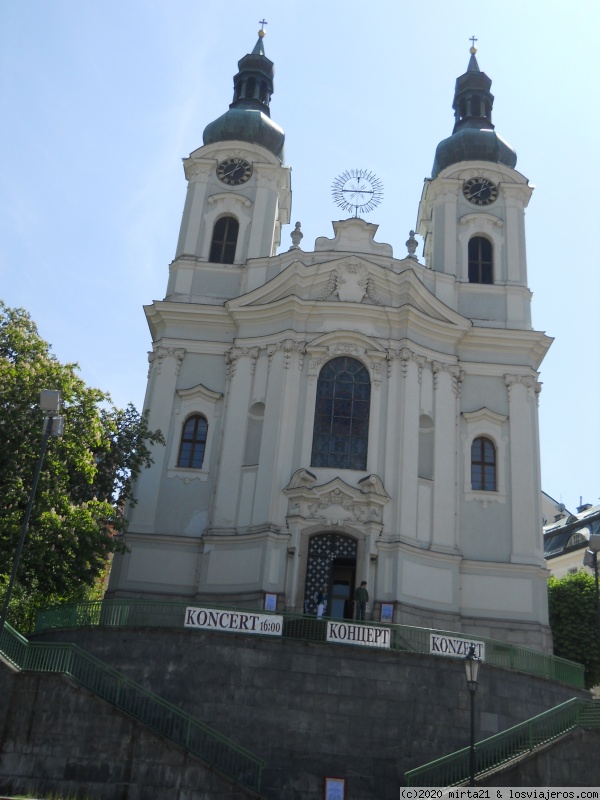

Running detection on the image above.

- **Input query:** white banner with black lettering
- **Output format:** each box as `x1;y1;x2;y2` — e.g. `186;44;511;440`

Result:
429;633;485;661
327;621;391;649
185;607;283;637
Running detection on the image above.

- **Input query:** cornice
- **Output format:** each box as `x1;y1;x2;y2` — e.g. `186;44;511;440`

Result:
458;328;553;369
144;301;236;341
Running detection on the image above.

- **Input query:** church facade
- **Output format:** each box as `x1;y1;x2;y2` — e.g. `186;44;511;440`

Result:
107;34;553;652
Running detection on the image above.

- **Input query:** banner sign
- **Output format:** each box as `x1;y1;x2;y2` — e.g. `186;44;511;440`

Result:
326;621;391;649
429;633;485;661
185;607;283;637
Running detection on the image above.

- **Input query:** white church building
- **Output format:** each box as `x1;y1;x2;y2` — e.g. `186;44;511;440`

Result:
107;33;553;652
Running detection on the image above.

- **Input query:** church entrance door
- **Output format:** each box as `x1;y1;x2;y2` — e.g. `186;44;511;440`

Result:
303;533;358;616
330;559;356;620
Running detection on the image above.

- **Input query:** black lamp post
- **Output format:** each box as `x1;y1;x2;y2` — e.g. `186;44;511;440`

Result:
464;644;481;786
0;391;63;639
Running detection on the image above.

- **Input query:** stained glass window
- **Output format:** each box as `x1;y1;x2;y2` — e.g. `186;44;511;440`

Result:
471;436;496;491
311;357;370;470
177;415;208;469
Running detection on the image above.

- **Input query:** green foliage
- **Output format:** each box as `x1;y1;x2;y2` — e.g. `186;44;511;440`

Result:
548;569;600;689
0;301;164;630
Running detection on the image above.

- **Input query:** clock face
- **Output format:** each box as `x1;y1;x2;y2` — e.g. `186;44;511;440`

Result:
462;177;499;206
216;157;253;186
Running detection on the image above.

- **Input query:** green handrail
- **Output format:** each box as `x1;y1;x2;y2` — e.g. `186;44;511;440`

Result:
0;622;264;793
35;598;585;689
405;698;600;787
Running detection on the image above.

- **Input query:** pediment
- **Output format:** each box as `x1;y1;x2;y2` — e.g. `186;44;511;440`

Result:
283;470;390;526
227;256;467;328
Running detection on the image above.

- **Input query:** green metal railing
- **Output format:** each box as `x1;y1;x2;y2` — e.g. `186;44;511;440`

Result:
405;698;600;787
35;598;585;688
0;622;264;793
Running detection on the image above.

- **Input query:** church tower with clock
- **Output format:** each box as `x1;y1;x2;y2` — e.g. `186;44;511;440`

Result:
107;37;553;653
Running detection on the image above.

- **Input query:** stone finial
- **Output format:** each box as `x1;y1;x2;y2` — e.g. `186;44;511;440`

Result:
289;221;304;250
406;230;418;260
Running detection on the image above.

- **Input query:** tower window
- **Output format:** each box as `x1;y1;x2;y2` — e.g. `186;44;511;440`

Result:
311;357;371;471
468;236;493;284
471;436;496;491
177;415;208;469
209;216;239;265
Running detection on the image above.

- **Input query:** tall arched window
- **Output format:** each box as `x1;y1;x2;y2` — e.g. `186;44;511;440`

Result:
311;357;371;470
209;216;239;264
177;415;208;469
468;236;493;284
471;436;496;491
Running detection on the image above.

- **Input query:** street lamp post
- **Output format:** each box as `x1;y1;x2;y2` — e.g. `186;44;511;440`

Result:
464;644;482;786
0;391;63;639
583;533;600;640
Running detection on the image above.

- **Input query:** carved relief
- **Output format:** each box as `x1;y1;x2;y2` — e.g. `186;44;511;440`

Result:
386;348;427;382
432;360;464;396
267;339;306;370
148;347;186;376
315;259;382;305
316;270;340;301
226;346;259;379
283;472;390;529
368;359;385;389
505;374;537;403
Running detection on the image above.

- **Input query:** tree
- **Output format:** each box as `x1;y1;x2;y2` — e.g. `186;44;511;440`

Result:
548;570;600;689
0;302;164;630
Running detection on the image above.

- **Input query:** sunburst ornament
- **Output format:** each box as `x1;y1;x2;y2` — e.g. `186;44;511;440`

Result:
331;169;383;217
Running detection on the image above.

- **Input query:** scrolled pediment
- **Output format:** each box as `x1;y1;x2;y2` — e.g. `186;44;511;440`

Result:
283;472;389;526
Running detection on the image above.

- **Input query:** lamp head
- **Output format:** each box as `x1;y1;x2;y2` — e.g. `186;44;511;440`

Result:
464;644;481;691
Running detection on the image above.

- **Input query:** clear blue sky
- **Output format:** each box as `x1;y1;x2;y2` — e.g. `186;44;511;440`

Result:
1;1;598;512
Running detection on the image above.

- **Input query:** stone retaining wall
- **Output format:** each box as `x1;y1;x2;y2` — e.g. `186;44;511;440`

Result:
25;627;590;798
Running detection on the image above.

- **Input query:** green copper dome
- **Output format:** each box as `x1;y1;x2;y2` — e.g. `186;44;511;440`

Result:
432;49;516;178
203;34;285;161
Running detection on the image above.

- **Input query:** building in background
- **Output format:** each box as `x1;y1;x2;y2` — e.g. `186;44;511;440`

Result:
544;501;600;579
107;34;554;652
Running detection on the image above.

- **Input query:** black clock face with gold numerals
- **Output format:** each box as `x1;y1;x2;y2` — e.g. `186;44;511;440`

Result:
216;157;253;186
462;176;499;206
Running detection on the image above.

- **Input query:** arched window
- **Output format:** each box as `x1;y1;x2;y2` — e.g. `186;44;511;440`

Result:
468;236;493;284
311;357;370;470
471;436;496;491
209;216;239;265
177;415;208;469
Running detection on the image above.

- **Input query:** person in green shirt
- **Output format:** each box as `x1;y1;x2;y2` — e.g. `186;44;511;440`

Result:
354;581;369;621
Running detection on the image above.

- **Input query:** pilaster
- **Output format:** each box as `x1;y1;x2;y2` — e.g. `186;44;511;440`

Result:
253;340;305;526
431;360;462;551
505;374;542;564
397;349;424;541
130;346;185;532
211;346;258;529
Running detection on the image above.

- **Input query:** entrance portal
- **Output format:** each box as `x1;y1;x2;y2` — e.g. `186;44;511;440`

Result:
303;533;357;617
330;559;356;620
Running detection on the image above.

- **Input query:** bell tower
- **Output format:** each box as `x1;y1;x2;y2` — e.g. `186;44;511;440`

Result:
417;44;533;331
168;28;291;303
